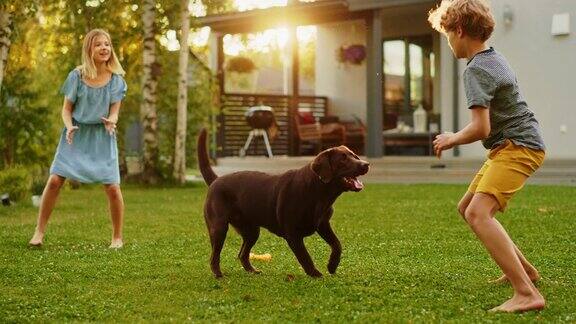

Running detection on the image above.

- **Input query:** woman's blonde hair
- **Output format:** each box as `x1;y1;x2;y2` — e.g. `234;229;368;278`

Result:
428;0;495;41
77;29;125;79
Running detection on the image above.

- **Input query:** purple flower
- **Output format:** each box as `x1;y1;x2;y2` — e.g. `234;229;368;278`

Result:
338;45;366;65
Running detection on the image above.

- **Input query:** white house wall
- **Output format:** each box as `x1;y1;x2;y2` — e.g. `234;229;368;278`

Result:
316;1;575;158
457;0;576;158
315;21;367;122
315;4;434;123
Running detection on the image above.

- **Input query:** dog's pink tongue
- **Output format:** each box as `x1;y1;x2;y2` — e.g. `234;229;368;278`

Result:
353;178;363;190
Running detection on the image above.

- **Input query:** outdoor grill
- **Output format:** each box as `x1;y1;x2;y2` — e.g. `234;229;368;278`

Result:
245;106;275;130
239;105;276;158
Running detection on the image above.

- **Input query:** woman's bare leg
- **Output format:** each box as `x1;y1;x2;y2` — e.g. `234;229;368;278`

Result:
29;175;66;246
104;184;124;248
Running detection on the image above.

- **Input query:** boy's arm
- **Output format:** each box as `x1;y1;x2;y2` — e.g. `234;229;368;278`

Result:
433;106;490;157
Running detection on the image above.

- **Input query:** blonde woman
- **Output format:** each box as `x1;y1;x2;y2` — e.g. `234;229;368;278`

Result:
29;29;127;248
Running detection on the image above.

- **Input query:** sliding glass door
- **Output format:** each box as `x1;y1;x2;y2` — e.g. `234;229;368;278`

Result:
383;36;434;131
382;35;436;156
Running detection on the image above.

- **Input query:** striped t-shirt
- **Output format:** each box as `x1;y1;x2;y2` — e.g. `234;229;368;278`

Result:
463;47;545;151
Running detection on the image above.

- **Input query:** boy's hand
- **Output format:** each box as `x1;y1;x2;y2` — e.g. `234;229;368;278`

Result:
433;132;456;158
66;126;79;144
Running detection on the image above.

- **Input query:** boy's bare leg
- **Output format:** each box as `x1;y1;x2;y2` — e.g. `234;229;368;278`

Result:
458;192;540;284
104;184;124;249
465;193;544;312
29;175;66;246
489;222;540;284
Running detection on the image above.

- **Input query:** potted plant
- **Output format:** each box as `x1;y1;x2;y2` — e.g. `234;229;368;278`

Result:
337;44;367;66
226;56;258;92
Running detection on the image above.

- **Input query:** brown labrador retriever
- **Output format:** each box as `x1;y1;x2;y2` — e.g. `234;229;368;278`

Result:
197;129;369;278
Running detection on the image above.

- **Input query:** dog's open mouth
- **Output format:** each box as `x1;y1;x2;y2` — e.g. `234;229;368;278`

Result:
343;176;364;191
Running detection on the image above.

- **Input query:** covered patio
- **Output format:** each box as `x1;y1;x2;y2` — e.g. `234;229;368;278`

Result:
196;0;439;158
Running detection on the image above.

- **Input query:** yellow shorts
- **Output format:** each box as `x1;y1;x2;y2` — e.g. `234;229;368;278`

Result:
468;139;545;211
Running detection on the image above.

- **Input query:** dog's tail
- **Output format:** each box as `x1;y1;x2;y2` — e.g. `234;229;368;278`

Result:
197;128;217;186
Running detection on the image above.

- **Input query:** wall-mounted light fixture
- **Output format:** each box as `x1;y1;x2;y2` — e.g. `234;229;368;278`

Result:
503;4;514;27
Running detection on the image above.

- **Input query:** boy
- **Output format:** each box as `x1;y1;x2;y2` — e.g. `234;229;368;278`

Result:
428;0;546;312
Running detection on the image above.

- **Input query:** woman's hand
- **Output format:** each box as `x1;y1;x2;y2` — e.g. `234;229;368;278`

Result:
101;117;117;136
433;132;456;158
66;126;79;144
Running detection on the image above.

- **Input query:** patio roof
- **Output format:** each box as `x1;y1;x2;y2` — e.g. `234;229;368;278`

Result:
347;0;434;11
194;0;367;34
194;0;435;34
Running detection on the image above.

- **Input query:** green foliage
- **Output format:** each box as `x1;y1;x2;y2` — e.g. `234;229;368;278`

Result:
1;184;575;321
0;67;56;169
0;165;32;202
28;164;48;195
3;0;226;182
156;50;217;178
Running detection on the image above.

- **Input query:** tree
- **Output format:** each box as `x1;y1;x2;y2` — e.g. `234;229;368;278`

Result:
141;0;162;184
173;0;190;184
0;6;12;94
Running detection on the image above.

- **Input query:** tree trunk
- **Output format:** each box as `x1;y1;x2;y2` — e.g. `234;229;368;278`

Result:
141;0;161;184
173;0;190;184
0;9;13;94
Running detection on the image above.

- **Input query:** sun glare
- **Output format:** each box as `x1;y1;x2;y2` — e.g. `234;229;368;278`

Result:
234;0;287;11
181;0;317;54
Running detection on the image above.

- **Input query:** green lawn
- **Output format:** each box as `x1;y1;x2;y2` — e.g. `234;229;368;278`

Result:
1;183;575;322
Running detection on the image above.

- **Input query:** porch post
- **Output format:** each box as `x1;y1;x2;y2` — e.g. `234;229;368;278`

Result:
365;10;383;157
209;32;225;157
288;26;299;156
216;34;225;94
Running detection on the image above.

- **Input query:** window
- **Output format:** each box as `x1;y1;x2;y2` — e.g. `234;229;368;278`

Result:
382;36;435;130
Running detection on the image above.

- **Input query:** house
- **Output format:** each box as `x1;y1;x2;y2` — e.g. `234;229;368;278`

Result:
196;0;576;158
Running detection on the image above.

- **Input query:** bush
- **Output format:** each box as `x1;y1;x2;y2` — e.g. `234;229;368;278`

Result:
0;166;32;202
30;166;48;196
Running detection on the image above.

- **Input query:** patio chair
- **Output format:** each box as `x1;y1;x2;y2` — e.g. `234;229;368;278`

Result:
341;116;366;155
294;112;345;155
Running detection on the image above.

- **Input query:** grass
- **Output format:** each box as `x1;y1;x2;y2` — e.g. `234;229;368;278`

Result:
1;183;575;322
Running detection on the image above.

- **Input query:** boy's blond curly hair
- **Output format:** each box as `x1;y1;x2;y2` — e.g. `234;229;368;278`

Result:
428;0;495;41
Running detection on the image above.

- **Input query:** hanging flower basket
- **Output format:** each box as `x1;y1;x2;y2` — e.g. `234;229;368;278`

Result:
226;56;257;74
337;44;367;65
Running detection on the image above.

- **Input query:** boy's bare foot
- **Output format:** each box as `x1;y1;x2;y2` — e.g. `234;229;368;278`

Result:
489;292;545;313
29;232;44;246
109;238;123;249
489;271;540;284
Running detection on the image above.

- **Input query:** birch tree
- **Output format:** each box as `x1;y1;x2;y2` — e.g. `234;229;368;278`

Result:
141;0;161;184
173;0;190;184
0;7;13;94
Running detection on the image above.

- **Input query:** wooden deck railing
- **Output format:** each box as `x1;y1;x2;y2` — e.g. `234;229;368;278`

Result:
217;93;328;157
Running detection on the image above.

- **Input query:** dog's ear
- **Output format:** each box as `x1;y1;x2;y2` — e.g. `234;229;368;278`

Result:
311;149;333;183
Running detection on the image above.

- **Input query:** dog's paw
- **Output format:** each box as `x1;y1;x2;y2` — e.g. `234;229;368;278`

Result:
327;259;340;274
307;269;323;278
213;272;224;279
327;262;339;274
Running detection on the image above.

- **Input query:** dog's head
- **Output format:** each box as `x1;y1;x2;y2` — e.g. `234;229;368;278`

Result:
310;146;370;192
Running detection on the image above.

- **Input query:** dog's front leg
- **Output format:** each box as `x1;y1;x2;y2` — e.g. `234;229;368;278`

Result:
285;235;322;277
317;221;341;274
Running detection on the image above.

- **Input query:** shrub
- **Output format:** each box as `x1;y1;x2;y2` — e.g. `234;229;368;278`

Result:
0;166;32;202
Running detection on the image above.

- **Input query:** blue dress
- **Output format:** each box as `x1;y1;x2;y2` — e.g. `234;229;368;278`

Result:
50;69;127;184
